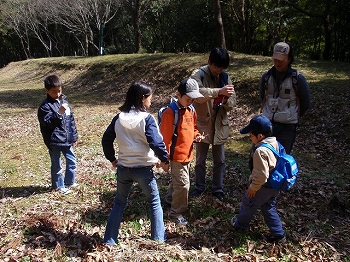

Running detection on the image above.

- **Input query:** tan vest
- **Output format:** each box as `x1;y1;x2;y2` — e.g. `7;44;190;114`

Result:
262;75;299;124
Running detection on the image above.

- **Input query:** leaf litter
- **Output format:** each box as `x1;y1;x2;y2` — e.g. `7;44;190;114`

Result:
0;54;349;261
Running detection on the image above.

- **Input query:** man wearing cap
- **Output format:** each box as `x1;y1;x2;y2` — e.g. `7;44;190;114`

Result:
230;115;286;243
160;78;205;226
189;47;236;201
260;42;311;153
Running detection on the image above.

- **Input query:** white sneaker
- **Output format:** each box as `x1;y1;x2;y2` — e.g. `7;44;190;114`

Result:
59;187;71;195
68;183;79;188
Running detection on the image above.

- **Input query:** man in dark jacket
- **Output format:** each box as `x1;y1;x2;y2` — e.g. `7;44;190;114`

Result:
38;74;78;194
260;42;311;153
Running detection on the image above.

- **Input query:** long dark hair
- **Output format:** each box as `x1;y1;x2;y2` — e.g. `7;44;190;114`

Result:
119;81;153;113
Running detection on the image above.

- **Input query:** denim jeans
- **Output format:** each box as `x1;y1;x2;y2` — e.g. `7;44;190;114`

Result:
234;185;285;236
48;145;77;189
194;142;226;193
103;166;165;245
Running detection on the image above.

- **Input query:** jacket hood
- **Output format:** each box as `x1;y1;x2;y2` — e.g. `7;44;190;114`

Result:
119;110;149;129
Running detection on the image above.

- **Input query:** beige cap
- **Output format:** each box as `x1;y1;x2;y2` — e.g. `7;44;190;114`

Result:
272;42;290;61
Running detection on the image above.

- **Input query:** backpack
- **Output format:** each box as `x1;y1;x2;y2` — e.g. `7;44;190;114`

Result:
157;99;194;159
158;98;195;132
258;142;298;192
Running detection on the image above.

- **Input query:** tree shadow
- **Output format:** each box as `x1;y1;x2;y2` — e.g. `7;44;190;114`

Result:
1;185;50;198
82;184;152;228
18;212;101;259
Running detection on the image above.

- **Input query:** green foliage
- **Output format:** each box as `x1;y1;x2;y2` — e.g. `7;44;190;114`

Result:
0;0;349;64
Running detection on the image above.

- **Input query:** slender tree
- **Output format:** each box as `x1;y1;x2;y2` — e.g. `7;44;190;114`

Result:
212;0;226;49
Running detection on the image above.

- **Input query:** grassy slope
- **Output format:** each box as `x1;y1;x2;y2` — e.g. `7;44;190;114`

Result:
0;53;349;261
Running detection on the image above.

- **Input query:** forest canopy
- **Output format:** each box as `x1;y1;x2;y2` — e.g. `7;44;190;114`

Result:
0;0;349;66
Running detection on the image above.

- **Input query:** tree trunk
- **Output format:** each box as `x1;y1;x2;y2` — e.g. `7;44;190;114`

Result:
133;0;142;53
322;1;331;60
212;0;226;49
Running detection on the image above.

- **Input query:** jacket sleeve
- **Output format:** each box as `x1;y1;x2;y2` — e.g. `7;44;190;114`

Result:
259;71;269;102
145;114;169;162
297;74;311;117
38;102;62;129
159;107;175;156
101;115;118;162
193;111;201;138
190;68;220;103
70;113;78;142
249;148;271;192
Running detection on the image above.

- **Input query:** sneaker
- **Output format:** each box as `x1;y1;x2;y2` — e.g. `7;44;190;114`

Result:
67;183;79;188
59;187;71;195
262;233;287;243
189;189;204;198
212;192;225;201
169;216;188;226
230;218;246;232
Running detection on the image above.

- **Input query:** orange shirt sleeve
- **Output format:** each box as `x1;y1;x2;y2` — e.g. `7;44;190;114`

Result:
159;107;175;158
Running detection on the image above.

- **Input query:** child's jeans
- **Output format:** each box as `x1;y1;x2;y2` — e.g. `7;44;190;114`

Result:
103;166;165;245
235;184;285;237
48;145;77;189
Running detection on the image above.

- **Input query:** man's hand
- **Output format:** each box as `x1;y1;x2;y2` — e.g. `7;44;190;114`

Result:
220;85;235;97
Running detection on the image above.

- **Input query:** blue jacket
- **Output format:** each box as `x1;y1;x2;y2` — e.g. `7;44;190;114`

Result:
38;94;78;147
102;110;168;167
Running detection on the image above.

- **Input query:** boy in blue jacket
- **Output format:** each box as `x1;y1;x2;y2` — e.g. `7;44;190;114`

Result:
38;75;78;195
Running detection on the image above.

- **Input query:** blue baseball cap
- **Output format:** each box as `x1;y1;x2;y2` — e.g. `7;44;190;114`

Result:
240;115;272;134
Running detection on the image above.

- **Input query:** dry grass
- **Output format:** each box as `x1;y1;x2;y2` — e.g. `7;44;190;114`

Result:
0;53;349;261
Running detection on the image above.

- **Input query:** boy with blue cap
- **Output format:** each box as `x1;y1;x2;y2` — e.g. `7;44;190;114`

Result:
230;115;286;243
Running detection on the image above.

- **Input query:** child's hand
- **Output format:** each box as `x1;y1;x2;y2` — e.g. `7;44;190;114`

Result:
111;159;118;168
162;163;170;172
58;103;68;114
156;161;170;172
247;186;256;198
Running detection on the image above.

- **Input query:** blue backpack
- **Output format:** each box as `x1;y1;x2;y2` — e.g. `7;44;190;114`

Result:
259;142;299;192
157;99;194;159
